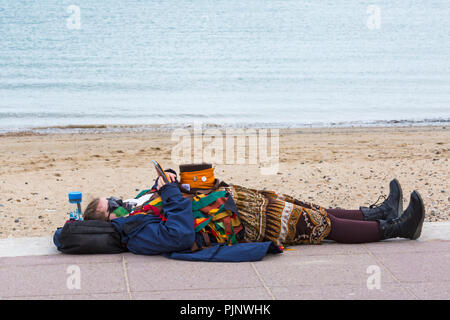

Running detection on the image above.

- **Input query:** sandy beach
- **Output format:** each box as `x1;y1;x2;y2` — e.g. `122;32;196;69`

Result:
0;125;448;239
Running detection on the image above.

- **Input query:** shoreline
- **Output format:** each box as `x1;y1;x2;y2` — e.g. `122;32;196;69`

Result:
0;125;448;239
1;124;448;141
0;118;449;137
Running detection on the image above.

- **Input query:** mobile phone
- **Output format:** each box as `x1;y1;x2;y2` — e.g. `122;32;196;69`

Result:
152;160;170;184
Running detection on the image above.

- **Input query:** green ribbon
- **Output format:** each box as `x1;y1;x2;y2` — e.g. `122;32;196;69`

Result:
194;216;212;232
135;189;151;199
112;206;130;217
191;191;227;211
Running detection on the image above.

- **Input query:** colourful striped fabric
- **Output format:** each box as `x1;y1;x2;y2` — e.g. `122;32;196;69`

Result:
190;191;243;245
129;189;165;220
131;188;243;246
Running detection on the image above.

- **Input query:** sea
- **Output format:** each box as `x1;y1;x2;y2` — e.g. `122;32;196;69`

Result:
0;0;449;134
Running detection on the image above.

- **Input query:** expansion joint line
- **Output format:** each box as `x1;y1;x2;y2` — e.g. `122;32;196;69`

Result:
250;262;276;300
122;255;132;300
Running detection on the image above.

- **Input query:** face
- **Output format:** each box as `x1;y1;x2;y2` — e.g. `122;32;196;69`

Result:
97;197;119;220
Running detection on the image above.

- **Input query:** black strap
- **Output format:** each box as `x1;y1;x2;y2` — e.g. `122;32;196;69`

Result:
177;179;229;195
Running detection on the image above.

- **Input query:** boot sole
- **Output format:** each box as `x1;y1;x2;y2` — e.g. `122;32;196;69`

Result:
392;178;403;218
411;190;425;240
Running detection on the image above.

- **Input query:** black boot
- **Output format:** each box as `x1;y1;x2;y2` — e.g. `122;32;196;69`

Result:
360;178;403;221
379;191;425;240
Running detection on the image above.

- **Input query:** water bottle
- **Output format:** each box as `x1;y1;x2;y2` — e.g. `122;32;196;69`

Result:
68;191;83;221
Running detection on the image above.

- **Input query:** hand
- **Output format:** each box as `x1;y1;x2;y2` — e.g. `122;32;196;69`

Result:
156;176;166;191
165;172;177;183
155;171;177;191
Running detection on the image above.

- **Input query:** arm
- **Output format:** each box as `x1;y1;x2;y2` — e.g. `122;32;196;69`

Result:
154;182;195;250
116;182;195;255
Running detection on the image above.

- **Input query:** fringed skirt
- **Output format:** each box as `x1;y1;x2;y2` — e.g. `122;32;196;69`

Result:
223;184;331;246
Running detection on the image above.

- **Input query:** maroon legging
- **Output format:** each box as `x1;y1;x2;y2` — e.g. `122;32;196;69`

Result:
325;209;381;243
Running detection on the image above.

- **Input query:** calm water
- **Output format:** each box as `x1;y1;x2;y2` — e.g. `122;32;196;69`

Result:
0;0;449;132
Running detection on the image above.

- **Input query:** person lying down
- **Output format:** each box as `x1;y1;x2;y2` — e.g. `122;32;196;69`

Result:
54;163;425;262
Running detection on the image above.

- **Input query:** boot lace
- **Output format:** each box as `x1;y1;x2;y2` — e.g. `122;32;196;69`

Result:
369;194;387;209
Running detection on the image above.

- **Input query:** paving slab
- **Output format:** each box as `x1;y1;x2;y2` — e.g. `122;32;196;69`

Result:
124;253;263;292
131;287;273;300
0;257;127;298
420;222;450;241
0;253;122;266
4;292;130;300
0;236;58;257
364;239;450;254
253;253;396;287
368;251;450;283
270;283;416;300
402;281;450;300
277;241;368;256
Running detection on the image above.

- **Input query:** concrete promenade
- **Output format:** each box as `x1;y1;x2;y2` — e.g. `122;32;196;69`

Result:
0;222;449;300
